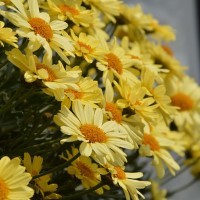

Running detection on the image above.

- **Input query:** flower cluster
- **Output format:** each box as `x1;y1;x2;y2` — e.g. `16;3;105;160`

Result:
0;0;200;200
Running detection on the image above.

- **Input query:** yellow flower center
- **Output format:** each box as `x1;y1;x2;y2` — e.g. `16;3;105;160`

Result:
105;53;123;74
36;63;57;81
59;5;80;16
142;133;160;151
113;166;126;180
29;18;53;40
76;161;95;179
65;88;83;99
171;92;193;111
78;41;93;53
0;178;9;199
80;124;107;143
105;102;122;123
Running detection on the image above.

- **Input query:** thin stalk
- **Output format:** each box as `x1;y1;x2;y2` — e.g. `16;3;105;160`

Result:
32;152;80;179
60;182;105;200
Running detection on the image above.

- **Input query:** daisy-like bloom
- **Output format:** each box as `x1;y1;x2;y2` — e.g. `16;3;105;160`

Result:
140;68;177;122
139;120;180;178
141;42;186;80
44;76;103;107
96;38;139;84
83;0;122;23
166;75;200;129
103;80;143;148
46;0;94;27
0;21;18;47
115;79;159;123
54;101;133;164
0;156;34;200
23;153;61;199
151;181;167;200
61;146;109;194
1;0;74;63
70;30;102;63
107;164;150;200
6;48;81;89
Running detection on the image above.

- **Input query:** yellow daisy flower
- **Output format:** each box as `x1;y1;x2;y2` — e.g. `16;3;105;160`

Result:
0;156;34;200
83;0;122;23
107;164;151;200
0;21;18;47
6;48;81;89
139;121;180;178
61;146;109;194
115;80;159;123
1;0;74;63
46;0;94;27
166;75;200;129
54;101;133;164
96;38;138;84
71;30;102;63
23;153;61;199
103;80;143;148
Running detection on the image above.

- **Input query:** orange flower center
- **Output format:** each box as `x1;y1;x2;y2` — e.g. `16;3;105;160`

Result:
105;53;123;74
80;124;107;143
113;166;126;180
171;92;193;111
76;161;95;179
59;5;80;16
0;178;9;199
78;41;93;53
29;18;53;40
105;102;122;123
162;45;173;56
65;88;83;99
36;63;57;81
142;133;160;151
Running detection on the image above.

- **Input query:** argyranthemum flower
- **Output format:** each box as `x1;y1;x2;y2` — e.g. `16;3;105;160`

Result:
71;30;102;63
46;0;94;27
6;48;81;89
139;120;180;178
61;146;109;194
166;75;200;129
23;153;61;199
0;21;18;47
0;156;34;200
103;80;143;148
1;0;74;63
96;38;138;84
115;79;159;123
54;101;133;164
83;0;121;23
107;164;150;200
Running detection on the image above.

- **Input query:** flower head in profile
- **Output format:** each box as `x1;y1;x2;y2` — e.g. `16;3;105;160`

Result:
1;0;74;63
139;120;180;178
54;101;133;165
23;152;61;199
0;156;34;200
61;146;109;194
107;164;151;200
0;21;18;47
151;181;167;200
7;48;81;89
46;0;94;27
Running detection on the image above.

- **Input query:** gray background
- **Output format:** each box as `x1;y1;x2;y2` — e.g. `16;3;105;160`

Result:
124;0;200;199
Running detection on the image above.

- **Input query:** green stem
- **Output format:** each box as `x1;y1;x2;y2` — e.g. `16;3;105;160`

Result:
32;152;80;179
60;182;105;200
